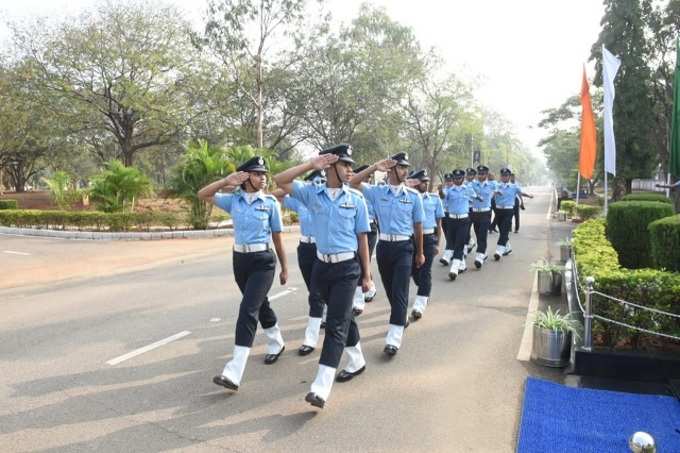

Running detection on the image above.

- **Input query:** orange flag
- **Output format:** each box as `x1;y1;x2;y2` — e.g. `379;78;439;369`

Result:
579;67;597;180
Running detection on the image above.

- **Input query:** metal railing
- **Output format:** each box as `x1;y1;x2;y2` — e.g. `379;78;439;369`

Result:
568;254;680;350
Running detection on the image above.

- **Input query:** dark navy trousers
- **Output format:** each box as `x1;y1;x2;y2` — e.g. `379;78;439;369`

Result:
297;242;324;318
445;217;470;260
311;257;361;369
233;250;278;348
412;233;437;297
377;240;413;326
471;211;491;254
496;208;514;246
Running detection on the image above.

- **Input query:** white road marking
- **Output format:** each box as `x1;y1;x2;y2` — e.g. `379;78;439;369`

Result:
516;272;539;362
268;287;297;301
545;190;555;220
106;331;192;366
3;250;31;256
209;318;221;323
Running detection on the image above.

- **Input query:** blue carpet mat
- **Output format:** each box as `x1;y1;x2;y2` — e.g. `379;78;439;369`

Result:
517;378;680;452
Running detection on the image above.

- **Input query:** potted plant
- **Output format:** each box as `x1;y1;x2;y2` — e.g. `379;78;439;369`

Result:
531;260;564;295
558;238;572;264
531;307;580;367
557;210;567;221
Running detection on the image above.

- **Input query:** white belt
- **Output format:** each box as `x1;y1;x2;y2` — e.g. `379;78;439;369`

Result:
300;235;316;244
379;233;411;242
234;243;268;253
447;213;469;219
423;228;435;235
316;251;355;264
472;208;491;212
497;205;515;210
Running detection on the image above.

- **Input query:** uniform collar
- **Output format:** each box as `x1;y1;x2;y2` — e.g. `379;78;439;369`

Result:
384;184;405;196
316;182;349;195
238;190;266;203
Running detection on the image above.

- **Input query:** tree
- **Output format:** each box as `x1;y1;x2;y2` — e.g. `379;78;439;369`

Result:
89;160;152;212
11;1;204;166
590;0;657;196
204;0;306;150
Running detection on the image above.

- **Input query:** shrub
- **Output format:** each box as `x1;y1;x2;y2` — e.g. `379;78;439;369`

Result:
0;199;18;209
575;204;601;220
560;200;576;217
649;215;680;272
0;209;183;232
621;192;672;204
606;201;675;269
572;219;680;350
42;171;83;210
90;160;152;213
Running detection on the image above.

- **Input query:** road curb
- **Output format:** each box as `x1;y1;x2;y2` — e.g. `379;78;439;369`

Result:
0;225;300;241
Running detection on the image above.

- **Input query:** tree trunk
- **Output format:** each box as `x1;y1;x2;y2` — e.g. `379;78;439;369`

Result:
256;55;264;149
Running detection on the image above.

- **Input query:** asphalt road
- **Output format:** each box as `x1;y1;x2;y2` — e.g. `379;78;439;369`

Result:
0;188;560;452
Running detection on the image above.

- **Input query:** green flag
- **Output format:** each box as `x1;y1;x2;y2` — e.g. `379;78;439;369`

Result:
671;39;680;178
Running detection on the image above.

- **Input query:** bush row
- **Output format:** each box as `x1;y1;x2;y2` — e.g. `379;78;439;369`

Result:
606;201;675;269
572;219;680;350
649;214;680;272
575;204;600;220
0;209;185;232
0;199;18;210
621;192;672;204
560;200;576;216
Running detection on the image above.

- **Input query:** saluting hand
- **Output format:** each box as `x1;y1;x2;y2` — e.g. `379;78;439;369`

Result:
225;171;249;186
415;252;425;268
279;268;288;286
375;158;397;172
311;154;338;170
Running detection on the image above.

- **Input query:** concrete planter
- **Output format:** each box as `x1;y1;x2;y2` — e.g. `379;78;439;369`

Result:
557;211;567;221
551;270;563;295
559;244;571;264
537;270;553;295
532;326;572;367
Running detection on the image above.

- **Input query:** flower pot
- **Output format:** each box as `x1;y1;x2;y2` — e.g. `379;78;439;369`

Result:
559;244;571;264
557;212;567;221
537;270;553;295
551;270;562;295
532;326;571;367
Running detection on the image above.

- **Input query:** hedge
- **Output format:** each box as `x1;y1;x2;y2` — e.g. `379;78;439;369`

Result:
575;204;601;220
560;200;576;217
0;199;18;210
621;192;672;204
0;209;184;232
606;201;675;269
572;219;680;350
649;215;680;272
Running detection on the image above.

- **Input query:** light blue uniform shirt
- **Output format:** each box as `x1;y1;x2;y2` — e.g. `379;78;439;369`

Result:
495;183;523;208
282;195;314;238
365;196;377;223
444;184;477;215
471;180;499;210
363;184;425;235
421;192;444;230
291;180;370;254
214;191;283;245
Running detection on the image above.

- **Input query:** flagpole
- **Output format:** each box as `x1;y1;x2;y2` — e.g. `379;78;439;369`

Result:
576;172;581;206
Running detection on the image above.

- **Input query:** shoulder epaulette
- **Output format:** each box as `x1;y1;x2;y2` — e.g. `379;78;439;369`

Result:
404;186;419;195
264;194;278;201
346;187;365;198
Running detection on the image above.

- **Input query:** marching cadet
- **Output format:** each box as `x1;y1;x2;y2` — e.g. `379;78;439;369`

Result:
463;167;477;258
273;144;372;409
273;170;326;356
493;168;534;260
510;173;525;233
443;169;479;281
408;169;444;321
439;173;455;265
198;156;288;392
469;165;497;269
351;164;379;315
351;153;425;356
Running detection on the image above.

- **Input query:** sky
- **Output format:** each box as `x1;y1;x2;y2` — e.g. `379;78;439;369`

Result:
0;0;605;157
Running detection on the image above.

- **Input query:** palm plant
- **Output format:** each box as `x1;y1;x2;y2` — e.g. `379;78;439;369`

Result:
89;160;152;213
169;141;234;229
43;171;75;210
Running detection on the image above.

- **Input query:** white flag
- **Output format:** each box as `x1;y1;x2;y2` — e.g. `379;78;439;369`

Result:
602;45;621;176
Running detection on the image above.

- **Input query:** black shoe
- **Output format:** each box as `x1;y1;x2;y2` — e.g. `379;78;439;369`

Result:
494;253;501;261
474;260;482;269
352;307;363;317
320;321;326;329
305;392;325;408
448;271;457;281
298;345;314;356
336;365;366;383
264;346;285;364
384;345;399;356
410;310;422;322
213;375;238;391
439;258;449;266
